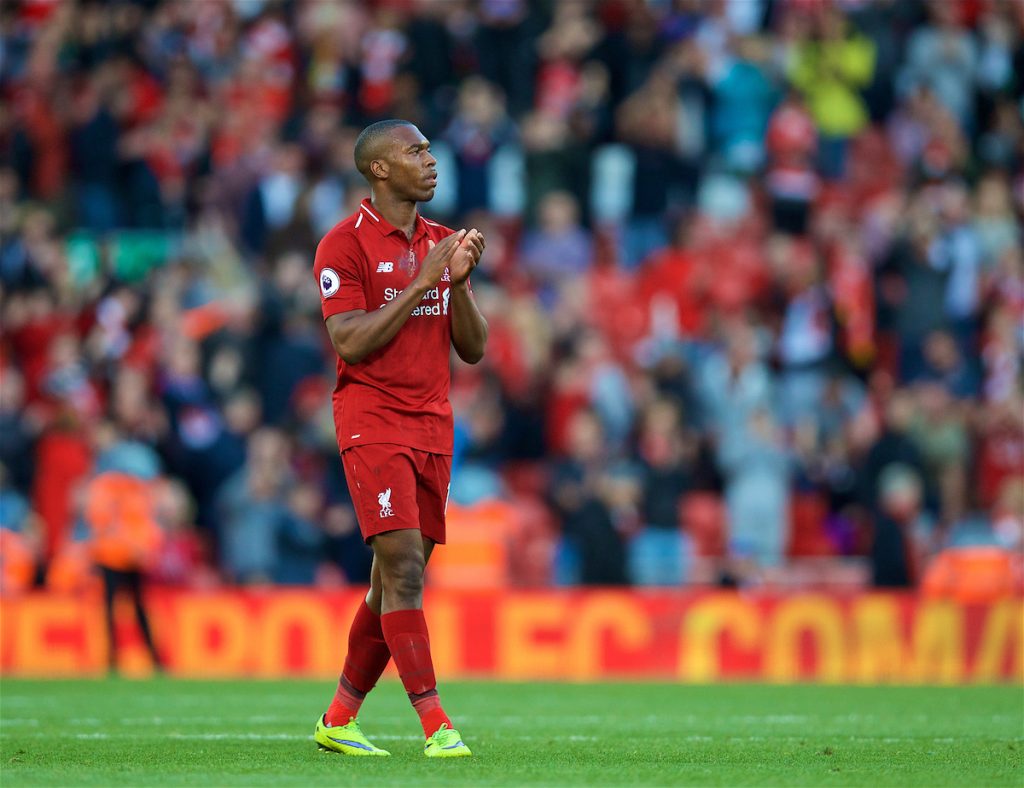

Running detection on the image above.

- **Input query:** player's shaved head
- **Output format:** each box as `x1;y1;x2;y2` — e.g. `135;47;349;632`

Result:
354;119;415;179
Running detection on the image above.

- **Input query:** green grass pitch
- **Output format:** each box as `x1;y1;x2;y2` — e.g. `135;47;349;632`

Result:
1;679;1020;786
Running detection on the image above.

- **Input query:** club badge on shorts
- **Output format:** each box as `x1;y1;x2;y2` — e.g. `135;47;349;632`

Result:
378;488;394;518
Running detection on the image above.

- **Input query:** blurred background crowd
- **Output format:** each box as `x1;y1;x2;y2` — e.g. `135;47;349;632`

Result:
1;0;1022;596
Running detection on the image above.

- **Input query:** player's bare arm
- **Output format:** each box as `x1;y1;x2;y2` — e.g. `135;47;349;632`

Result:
325;231;465;364
449;229;488;364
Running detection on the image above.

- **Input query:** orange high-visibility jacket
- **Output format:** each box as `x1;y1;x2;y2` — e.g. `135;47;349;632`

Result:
84;472;162;571
0;528;36;592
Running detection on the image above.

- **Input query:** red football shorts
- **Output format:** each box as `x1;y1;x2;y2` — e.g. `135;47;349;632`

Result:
342;443;452;545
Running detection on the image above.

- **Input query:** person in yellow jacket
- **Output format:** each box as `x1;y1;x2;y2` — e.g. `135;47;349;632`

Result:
787;5;876;179
84;440;164;673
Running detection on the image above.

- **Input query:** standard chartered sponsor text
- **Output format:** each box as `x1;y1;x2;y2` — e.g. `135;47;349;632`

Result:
381;286;447;317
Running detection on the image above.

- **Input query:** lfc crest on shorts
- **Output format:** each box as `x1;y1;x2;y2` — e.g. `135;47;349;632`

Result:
378;488;394;518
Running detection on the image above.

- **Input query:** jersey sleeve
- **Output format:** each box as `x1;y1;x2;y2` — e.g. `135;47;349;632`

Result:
314;230;366;319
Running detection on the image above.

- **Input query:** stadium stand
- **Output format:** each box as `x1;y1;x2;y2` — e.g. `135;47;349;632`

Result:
1;0;1021;597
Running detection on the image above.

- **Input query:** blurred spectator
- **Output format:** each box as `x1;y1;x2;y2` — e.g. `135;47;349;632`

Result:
973;173;1019;266
68;68;123;232
0;463;41;593
635;216;710;339
31;410;93;562
719;407;793;575
0;366;38;495
240;143;313;257
711;35;777;173
787;5;876;179
699;322;774;437
253;265;324;425
775;251;834;427
535;3;601;123
992;479;1024;554
870;463;933;587
519;190;593;297
160;334;247;531
930;181;984;343
319;488;373;586
912;330;979;399
550;410;629;586
275;481;325;585
975;398;1024;511
908;383;969;524
765;91;819;235
899;1;978;131
982;291;1022;404
614;66;683;265
84;439;165;672
596;3;663;106
520;110;585;221
877;203;953;380
45;517;98;594
150;478;212;587
848;0;902;122
476;0;537;117
215;427;292;584
858;392;934;520
630;398;695;586
443;77;518;215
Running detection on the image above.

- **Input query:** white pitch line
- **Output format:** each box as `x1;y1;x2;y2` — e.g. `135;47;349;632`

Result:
65;733;316;741
3;730;1018;745
510;735;598;742
3;731;599;744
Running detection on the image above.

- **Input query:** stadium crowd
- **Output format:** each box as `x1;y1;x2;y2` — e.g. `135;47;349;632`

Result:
1;0;1022;593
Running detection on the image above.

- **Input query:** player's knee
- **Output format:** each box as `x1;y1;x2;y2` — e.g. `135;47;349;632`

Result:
381;554;425;602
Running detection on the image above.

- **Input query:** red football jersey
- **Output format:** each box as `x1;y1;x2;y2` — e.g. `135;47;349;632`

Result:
314;198;457;454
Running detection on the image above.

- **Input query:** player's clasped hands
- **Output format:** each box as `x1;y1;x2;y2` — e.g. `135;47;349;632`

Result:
418;228;485;288
415;230;464;288
452;228;485;285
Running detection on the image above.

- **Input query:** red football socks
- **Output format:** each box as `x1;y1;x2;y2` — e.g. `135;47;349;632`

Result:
325;600;391;726
410;688;450;739
325;675;364;727
381;608;452;737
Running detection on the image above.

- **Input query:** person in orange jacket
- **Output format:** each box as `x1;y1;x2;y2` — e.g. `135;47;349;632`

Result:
45;517;99;593
83;440;164;672
0;462;41;593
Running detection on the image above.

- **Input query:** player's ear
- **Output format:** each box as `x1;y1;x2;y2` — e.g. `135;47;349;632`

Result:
370;158;389;180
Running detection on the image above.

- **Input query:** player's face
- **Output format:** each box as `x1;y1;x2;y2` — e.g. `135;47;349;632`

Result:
386;125;437;203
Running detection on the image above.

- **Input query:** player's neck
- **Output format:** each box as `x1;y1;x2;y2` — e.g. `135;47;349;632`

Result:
370;194;418;240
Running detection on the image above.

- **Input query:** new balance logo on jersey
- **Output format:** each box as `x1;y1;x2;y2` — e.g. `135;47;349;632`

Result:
378;488;394;518
376;262;394;273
